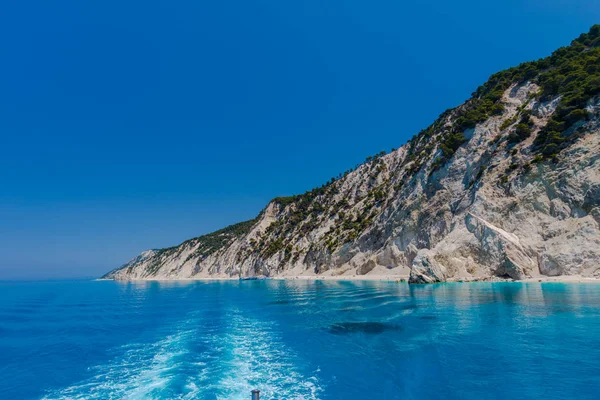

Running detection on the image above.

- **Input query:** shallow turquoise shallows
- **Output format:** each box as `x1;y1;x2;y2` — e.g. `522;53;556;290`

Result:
1;280;600;399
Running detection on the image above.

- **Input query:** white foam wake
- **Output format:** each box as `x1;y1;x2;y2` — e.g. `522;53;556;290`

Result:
198;310;322;400
43;310;322;399
42;327;199;400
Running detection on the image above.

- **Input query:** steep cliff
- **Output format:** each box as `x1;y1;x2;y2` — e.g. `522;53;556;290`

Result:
104;26;600;282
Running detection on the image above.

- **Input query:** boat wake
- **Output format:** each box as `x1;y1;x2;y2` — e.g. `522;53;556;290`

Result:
43;310;321;399
203;310;321;400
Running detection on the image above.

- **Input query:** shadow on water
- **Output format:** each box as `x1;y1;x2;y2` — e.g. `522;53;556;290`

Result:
328;322;402;335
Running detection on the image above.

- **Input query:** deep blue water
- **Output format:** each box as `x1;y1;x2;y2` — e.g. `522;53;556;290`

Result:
1;280;600;399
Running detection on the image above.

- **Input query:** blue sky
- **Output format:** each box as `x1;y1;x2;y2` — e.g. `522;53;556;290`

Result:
0;1;598;279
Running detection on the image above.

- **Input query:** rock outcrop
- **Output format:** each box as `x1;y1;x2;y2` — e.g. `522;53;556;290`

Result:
103;26;600;283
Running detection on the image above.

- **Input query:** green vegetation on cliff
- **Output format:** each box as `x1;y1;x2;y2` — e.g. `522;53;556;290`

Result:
253;25;600;260
409;25;600;166
473;25;600;158
184;218;259;261
112;26;600;278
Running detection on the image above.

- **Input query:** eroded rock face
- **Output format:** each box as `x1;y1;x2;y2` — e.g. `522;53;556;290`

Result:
464;213;536;279
357;259;377;276
409;251;447;284
104;76;600;283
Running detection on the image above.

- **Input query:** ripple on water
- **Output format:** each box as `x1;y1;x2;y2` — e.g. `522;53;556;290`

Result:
266;299;294;305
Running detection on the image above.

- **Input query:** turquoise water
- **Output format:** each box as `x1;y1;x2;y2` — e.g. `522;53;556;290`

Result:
1;280;599;399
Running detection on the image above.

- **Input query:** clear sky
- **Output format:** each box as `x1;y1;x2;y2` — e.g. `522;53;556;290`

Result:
0;1;598;279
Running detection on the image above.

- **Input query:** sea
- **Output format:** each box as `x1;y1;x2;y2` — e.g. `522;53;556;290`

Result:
1;279;599;399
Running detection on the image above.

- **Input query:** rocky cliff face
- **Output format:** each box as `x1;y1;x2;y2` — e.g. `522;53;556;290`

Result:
104;26;600;283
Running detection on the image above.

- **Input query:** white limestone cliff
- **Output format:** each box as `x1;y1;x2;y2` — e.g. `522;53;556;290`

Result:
104;81;600;283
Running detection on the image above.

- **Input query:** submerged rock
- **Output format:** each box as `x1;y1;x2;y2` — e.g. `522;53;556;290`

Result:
328;322;402;335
